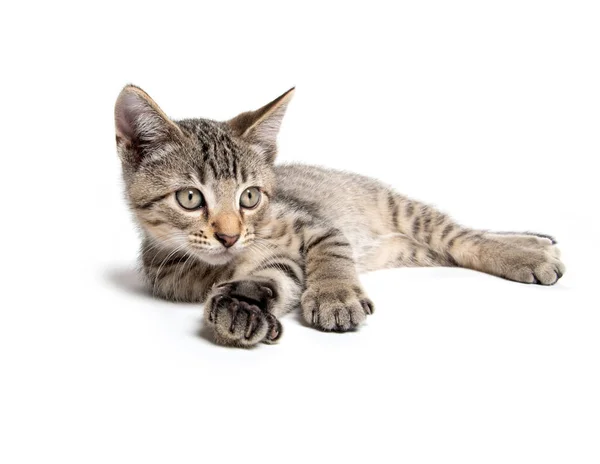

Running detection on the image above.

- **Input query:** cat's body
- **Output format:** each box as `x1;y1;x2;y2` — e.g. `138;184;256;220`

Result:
115;85;565;347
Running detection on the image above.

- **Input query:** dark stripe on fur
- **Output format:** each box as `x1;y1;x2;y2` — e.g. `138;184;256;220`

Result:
412;216;422;239
405;201;415;218
388;193;398;229
305;230;338;254
447;229;471;248
136;194;169;210
319;252;354;261
256;261;303;285
440;223;455;242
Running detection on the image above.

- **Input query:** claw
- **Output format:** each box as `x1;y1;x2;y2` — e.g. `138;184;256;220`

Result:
265;314;282;342
334;310;341;329
311;309;319;326
349;312;356;327
261;285;274;298
361;299;374;315
209;295;223;323
244;305;260;340
228;300;240;333
555;269;563;280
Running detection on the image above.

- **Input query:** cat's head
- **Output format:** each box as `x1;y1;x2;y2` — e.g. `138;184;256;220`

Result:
114;85;294;265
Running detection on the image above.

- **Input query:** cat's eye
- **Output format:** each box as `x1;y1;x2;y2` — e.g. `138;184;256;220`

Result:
240;187;261;209
175;188;205;210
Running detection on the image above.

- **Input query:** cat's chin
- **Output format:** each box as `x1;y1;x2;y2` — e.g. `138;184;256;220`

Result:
193;250;236;266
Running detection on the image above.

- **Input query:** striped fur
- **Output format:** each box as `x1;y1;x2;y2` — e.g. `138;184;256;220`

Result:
115;85;566;347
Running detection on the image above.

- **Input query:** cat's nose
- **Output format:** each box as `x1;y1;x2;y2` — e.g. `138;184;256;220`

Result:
214;232;240;248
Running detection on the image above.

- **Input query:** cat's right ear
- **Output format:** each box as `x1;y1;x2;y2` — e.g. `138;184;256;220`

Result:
114;85;183;167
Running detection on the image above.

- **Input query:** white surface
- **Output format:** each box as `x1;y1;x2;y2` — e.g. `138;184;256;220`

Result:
1;1;599;463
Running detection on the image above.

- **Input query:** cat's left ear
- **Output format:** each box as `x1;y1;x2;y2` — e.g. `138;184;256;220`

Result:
227;87;295;163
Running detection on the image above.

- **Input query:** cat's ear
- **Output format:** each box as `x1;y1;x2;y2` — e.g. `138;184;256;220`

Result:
114;85;183;167
227;87;295;162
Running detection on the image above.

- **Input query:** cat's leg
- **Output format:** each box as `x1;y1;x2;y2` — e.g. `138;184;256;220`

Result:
359;234;455;272
203;251;304;347
301;227;374;332
385;193;565;285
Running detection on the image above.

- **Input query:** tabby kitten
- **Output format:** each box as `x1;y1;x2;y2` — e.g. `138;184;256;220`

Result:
114;85;565;347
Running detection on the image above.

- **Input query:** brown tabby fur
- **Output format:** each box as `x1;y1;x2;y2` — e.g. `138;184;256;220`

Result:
114;85;565;347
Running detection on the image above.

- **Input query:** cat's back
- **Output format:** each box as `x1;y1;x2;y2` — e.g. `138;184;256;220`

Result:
273;164;387;228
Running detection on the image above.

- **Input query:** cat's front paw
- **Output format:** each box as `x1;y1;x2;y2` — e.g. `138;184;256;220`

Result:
205;281;282;347
301;282;374;332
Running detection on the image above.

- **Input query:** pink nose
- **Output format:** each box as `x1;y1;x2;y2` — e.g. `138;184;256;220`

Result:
214;233;240;248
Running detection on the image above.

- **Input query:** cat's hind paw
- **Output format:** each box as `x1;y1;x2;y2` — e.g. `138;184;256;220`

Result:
480;242;565;285
502;252;565;285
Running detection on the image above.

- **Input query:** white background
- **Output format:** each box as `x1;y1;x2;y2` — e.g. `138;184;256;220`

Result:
1;1;599;463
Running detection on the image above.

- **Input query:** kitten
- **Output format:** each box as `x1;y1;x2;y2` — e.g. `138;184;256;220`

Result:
115;85;565;347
